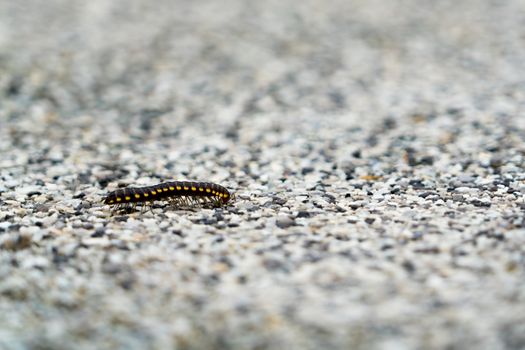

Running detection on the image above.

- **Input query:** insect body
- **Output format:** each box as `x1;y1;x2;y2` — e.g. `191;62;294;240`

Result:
103;181;232;211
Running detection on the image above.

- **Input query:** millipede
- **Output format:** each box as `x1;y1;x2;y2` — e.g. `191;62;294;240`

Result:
103;181;233;212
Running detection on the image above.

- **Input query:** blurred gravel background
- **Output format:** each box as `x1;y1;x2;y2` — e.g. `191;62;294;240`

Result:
1;1;525;349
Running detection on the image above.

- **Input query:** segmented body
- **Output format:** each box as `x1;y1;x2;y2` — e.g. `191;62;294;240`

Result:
103;181;232;211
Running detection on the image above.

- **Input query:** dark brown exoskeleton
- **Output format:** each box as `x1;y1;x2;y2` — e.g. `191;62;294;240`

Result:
103;181;233;213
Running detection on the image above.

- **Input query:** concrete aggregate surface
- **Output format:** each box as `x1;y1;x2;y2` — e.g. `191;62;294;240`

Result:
1;1;525;349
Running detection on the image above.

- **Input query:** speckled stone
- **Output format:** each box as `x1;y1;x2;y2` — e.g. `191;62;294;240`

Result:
1;1;525;349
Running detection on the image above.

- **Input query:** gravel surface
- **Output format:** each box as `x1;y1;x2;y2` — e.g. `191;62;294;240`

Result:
1;1;525;349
